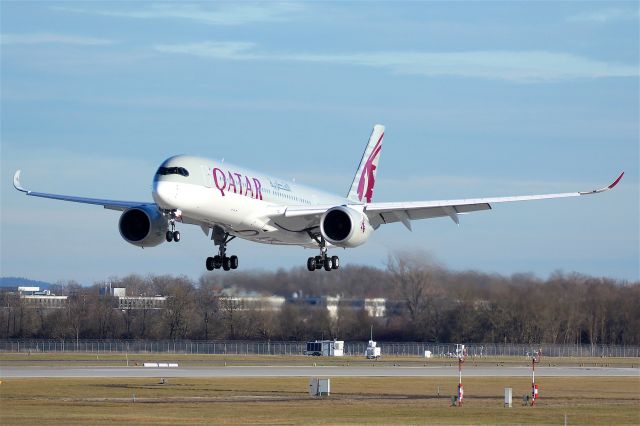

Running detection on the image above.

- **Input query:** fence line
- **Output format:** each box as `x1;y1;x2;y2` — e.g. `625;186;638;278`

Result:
1;340;638;358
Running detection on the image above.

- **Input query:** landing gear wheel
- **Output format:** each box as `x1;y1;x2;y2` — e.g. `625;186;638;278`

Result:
331;256;340;270
172;231;180;242
205;228;238;272
305;233;341;272
166;231;174;242
307;257;316;272
206;257;215;271
323;258;332;271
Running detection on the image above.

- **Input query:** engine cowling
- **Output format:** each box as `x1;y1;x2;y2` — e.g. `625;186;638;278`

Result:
118;206;168;248
320;206;373;248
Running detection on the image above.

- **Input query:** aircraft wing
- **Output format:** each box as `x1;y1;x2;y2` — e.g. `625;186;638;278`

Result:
13;170;153;211
274;172;623;232
364;172;624;229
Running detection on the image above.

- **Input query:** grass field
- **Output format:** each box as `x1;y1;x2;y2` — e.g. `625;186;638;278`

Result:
1;376;638;424
2;353;638;424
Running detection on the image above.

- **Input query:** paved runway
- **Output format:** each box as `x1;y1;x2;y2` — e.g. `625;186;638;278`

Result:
1;365;638;378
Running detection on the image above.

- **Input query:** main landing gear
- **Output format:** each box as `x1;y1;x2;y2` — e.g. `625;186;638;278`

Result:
165;211;181;242
306;233;339;272
206;227;238;272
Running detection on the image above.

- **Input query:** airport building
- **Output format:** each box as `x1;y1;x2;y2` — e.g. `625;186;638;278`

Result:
295;295;387;319
11;286;69;309
101;285;167;310
220;295;286;312
5;282;388;318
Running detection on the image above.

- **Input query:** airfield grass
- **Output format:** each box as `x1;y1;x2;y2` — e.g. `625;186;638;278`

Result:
1;376;638;425
1;352;637;368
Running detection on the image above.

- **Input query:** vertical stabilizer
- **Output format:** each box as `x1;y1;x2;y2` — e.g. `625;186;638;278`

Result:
347;124;384;203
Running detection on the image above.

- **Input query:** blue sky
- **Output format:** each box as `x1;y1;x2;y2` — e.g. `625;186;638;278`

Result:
1;1;638;284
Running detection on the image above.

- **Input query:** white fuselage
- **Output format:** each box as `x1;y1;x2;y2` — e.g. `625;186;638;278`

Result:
152;155;351;247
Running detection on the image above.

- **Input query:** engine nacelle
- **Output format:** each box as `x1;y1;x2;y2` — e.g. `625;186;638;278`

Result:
118;206;168;248
320;206;373;248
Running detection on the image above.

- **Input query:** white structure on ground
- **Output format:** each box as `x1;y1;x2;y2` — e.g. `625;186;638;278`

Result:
305;340;344;356
365;340;381;359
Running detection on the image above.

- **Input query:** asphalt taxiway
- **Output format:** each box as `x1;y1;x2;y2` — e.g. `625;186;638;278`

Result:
1;365;638;379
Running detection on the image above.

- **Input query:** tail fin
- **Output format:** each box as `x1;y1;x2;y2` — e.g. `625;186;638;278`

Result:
347;124;384;203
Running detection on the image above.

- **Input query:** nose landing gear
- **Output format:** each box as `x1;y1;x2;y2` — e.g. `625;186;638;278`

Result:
165;210;181;242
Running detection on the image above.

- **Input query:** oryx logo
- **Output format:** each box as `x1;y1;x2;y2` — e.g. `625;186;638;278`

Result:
360;218;366;233
356;133;383;203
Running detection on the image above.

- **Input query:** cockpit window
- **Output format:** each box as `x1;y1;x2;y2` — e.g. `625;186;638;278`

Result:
156;167;189;177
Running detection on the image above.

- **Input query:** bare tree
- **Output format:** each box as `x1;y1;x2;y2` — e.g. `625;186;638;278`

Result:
66;290;88;347
218;297;233;339
195;281;220;340
161;277;194;340
387;251;442;325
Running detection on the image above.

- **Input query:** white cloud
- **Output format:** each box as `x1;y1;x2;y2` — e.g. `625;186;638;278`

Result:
567;8;640;23
155;41;258;59
0;33;114;46
153;41;639;82
54;3;304;26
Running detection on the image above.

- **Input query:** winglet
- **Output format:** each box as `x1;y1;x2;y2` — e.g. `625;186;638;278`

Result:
579;171;624;195
607;171;625;190
13;170;28;193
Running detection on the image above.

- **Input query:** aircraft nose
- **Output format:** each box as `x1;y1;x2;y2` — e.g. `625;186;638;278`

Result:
152;180;177;209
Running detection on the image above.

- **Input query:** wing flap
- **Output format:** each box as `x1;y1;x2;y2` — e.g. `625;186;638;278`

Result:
372;203;491;227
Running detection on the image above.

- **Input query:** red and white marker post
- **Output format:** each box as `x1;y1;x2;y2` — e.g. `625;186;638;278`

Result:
531;349;541;406
457;344;467;407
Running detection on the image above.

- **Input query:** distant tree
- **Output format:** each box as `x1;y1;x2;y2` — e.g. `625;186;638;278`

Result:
1;293;22;337
387;252;441;327
161;276;194;340
277;304;308;340
2;263;636;345
253;310;278;341
219;297;239;339
66;289;88;346
195;280;220;340
335;307;372;340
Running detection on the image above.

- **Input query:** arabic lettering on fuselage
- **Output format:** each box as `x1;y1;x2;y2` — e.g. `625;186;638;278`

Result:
212;166;263;200
269;179;291;192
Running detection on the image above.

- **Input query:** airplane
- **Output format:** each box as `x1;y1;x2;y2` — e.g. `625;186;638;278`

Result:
13;124;623;272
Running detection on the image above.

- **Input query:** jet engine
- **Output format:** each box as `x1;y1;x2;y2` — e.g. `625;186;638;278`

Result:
118;206;168;248
320;206;372;248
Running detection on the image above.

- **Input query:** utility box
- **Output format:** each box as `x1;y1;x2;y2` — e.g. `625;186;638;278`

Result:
305;340;344;357
504;387;512;407
309;378;330;396
424;350;432;358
